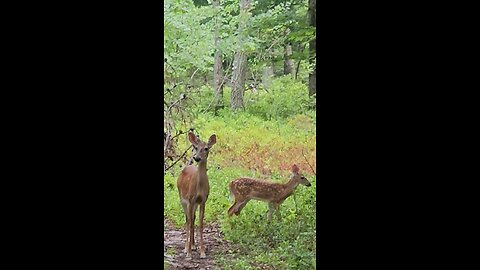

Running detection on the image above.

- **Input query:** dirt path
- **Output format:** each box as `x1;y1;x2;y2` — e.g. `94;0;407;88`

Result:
164;218;233;269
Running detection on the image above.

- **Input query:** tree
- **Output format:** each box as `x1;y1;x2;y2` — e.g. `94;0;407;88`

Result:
284;41;295;76
307;0;316;97
213;0;224;113
230;0;252;111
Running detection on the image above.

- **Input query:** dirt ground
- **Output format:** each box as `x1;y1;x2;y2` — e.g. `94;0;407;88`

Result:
164;218;234;269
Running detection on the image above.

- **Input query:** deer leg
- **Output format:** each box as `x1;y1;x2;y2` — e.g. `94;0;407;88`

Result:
228;202;237;216
199;203;206;258
184;219;189;253
181;202;189;253
267;203;275;221
228;197;242;216
235;199;250;215
275;204;282;220
191;205;197;250
231;203;242;216
186;203;194;259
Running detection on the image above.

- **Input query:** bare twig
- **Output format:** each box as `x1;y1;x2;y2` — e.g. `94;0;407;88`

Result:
164;93;189;174
170;130;186;141
302;148;316;175
164;144;193;172
190;68;200;82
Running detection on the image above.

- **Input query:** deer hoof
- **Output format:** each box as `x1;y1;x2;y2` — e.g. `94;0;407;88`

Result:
200;252;206;259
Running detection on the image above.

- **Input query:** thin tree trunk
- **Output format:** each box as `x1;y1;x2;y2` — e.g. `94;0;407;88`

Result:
308;0;316;97
294;58;301;80
294;43;306;80
230;0;251;111
262;65;274;89
283;27;295;77
271;59;276;77
284;43;295;76
213;0;224;113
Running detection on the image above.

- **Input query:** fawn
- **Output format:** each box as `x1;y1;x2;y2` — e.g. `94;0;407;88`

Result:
228;164;311;220
177;132;216;259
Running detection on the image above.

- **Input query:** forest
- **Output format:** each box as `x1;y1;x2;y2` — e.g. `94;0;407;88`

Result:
164;0;316;269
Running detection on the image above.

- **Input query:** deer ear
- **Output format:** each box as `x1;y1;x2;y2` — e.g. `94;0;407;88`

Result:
188;132;198;146
292;164;299;173
208;134;217;147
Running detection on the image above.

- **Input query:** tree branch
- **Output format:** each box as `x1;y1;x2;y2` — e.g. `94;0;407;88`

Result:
165;145;193;172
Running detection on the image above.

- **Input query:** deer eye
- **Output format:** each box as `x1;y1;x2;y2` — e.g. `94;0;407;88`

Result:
204;147;209;151
301;176;305;179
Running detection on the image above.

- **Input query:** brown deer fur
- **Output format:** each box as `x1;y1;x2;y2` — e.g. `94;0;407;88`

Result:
177;132;216;259
228;164;311;220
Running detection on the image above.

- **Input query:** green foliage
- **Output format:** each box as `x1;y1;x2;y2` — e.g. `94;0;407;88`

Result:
179;85;213;115
165;0;314;83
164;0;216;78
246;76;313;120
194;77;315;121
287;114;316;131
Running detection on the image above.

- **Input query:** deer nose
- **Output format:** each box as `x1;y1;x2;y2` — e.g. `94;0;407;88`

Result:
306;182;311;187
193;157;201;162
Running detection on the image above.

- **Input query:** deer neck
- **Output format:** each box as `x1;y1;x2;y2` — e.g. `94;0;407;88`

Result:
278;177;299;201
195;161;209;189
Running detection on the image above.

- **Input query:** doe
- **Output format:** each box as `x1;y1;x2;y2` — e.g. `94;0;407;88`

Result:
177;132;216;259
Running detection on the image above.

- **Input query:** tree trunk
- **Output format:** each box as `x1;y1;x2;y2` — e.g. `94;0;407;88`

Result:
262;65;274;89
230;0;251;111
272;58;277;77
213;0;224;112
213;52;224;112
284;43;295;77
231;52;247;110
308;0;316;97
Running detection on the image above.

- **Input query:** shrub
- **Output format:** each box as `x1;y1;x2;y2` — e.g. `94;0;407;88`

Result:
246;76;312;120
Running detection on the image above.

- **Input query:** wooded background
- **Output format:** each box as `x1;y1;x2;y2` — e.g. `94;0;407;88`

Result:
164;0;316;171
